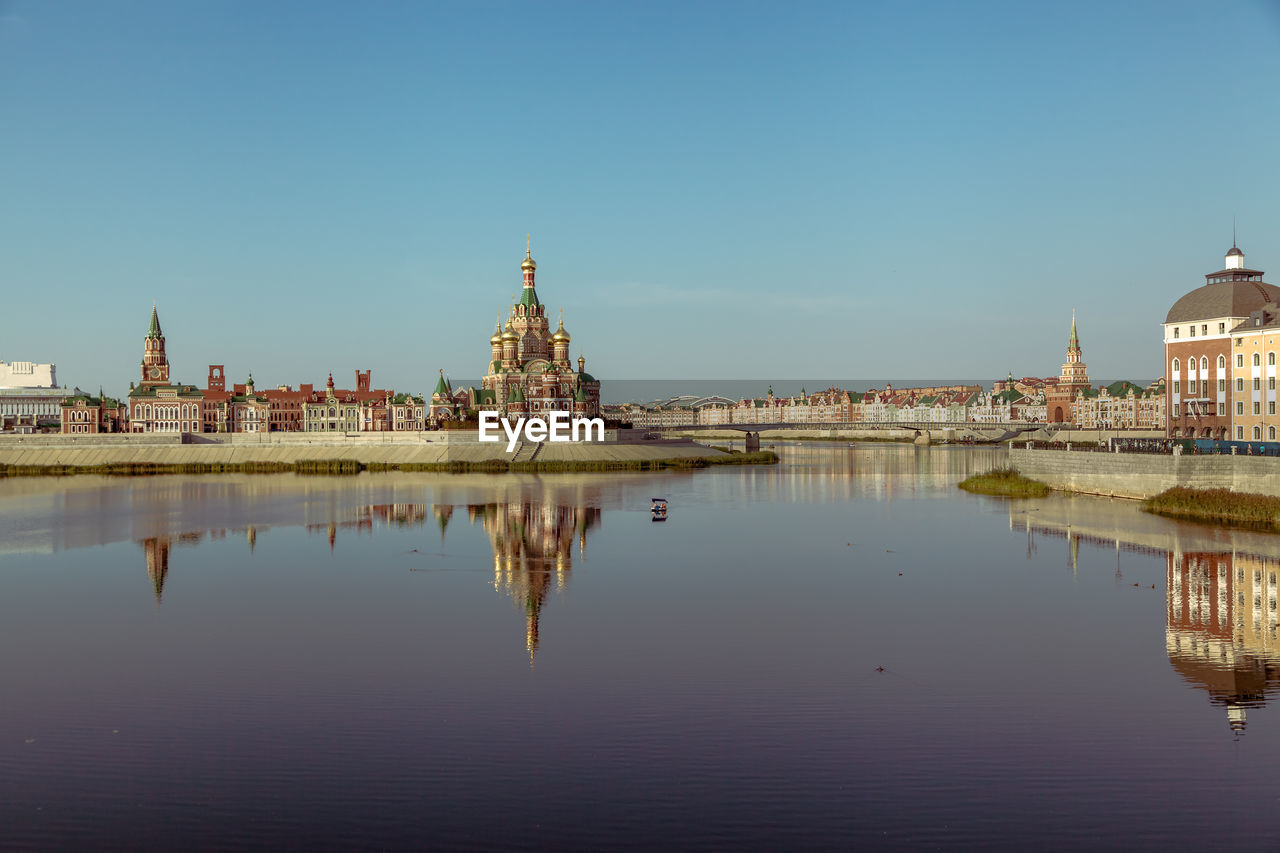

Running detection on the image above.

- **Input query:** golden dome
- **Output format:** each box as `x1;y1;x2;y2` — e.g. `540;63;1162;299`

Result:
490;329;503;345
501;324;520;342
552;323;571;343
521;252;537;272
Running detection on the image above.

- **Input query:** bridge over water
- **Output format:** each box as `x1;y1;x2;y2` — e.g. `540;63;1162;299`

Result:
647;421;1045;449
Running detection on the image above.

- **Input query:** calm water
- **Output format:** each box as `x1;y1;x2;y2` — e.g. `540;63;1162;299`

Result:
2;445;1279;850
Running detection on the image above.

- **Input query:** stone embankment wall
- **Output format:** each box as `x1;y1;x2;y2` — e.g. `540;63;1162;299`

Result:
0;432;720;468
1009;448;1280;499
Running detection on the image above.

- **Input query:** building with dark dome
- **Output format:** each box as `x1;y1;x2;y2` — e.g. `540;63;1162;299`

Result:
1163;245;1280;438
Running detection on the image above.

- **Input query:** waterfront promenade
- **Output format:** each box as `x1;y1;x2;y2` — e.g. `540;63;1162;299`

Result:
0;432;728;469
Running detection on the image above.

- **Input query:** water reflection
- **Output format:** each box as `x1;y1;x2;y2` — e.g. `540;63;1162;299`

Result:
1011;497;1280;735
70;494;603;660
472;500;601;661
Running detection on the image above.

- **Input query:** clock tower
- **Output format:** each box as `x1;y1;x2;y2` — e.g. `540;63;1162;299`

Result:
141;303;170;389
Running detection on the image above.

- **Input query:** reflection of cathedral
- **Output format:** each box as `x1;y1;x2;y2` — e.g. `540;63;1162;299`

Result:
131;499;600;663
1167;551;1280;736
465;500;600;661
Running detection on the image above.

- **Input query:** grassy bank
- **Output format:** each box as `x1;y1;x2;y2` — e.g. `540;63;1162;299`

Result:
0;451;779;479
1143;487;1280;532
958;467;1052;498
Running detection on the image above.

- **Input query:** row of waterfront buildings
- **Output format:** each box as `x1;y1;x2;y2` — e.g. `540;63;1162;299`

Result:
53;244;603;435
3;242;1278;438
621;324;1167;431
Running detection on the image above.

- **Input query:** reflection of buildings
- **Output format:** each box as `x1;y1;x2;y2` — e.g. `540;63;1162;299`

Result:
1010;497;1280;735
143;537;170;602
1167;551;1280;736
468;500;600;662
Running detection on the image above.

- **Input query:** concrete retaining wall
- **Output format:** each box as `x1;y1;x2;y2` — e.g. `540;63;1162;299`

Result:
0;436;720;468
1010;448;1280;499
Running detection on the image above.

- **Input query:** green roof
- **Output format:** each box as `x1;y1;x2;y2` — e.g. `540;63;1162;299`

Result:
147;305;163;339
519;286;541;308
433;372;451;396
508;384;525;403
574;385;588;403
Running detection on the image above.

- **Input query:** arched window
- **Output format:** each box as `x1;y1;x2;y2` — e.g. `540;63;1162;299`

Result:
1271;426;1277;441
145;405;152;420
1219;355;1226;369
135;405;142;418
1172;358;1180;373
1201;357;1208;371
1270;352;1276;366
1254;353;1261;366
1254;426;1262;440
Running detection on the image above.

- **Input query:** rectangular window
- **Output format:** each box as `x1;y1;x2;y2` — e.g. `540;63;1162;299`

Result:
1189;380;1197;394
1238;402;1245;415
1271;378;1276;390
1271;402;1276;415
1239;355;1246;367
1219;379;1226;393
1238;427;1245;440
1255;403;1262;415
1174;328;1180;339
1189;326;1196;337
1238;378;1245;391
1173;380;1181;394
1256;378;1263;391
1202;325;1208;335
1220;323;1226;333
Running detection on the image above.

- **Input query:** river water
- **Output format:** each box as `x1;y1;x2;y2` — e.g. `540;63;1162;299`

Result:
2;444;1279;850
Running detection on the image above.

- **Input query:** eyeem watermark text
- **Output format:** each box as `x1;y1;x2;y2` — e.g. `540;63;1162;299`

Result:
478;411;606;453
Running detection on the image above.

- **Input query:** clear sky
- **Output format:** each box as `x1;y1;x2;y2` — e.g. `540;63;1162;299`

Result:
3;0;1279;395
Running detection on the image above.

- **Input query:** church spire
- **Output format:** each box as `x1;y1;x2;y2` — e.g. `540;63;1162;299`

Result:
518;237;541;309
147;302;163;339
1068;309;1079;351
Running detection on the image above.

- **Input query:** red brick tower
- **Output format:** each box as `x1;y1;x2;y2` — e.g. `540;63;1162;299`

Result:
141;303;170;389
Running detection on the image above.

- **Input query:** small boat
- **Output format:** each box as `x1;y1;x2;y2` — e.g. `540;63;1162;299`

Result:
650;498;668;522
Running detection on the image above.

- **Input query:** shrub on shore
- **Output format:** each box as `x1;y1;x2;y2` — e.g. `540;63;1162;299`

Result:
958;467;1051;498
1144;487;1280;531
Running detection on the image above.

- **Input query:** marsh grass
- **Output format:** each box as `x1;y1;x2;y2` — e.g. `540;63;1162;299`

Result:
958;467;1052;498
1144;487;1280;532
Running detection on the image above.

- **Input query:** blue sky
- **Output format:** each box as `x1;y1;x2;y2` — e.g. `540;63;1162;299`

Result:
3;0;1279;395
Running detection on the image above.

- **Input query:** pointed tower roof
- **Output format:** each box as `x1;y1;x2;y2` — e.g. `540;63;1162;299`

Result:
147;303;163;339
509;384;525;403
434;370;450;397
1068;310;1080;350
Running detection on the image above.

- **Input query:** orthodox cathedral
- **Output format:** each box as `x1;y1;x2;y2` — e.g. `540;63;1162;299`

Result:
433;242;600;420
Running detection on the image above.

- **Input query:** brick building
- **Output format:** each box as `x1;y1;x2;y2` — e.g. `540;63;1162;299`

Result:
127;305;204;434
1164;245;1280;438
60;391;127;434
1045;314;1090;423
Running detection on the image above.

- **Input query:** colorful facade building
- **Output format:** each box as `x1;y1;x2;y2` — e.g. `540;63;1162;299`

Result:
470;244;601;422
1073;379;1166;430
1164;245;1279;439
1045;313;1090;424
127;305;204;434
1230;305;1280;442
60;391;128;434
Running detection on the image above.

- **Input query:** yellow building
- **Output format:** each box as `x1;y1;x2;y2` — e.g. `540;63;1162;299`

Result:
1230;310;1280;442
